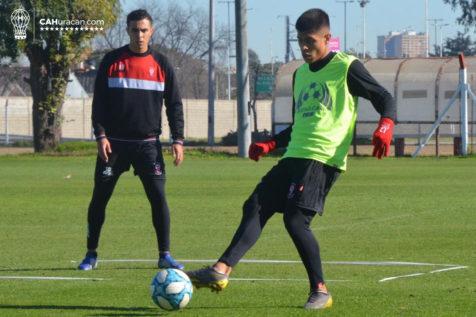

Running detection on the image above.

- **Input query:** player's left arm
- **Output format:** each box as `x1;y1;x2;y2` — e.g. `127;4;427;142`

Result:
162;55;185;166
347;60;396;159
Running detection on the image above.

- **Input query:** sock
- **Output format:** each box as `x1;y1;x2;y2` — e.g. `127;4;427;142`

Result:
316;282;328;293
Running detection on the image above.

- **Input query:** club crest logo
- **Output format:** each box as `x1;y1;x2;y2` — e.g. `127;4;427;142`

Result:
296;82;333;117
102;167;113;177
153;162;162;176
10;7;30;40
149;67;155;77
287;183;304;199
287;183;296;199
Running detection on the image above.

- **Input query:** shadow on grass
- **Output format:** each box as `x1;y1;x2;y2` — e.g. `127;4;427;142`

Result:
0;303;302;316
89;305;303;316
190;305;302;310
0;304;164;316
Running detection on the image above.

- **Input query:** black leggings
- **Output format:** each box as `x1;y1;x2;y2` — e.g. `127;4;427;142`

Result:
219;192;324;290
86;174;170;252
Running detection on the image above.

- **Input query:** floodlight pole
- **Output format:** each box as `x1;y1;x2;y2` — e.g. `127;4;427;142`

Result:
359;0;369;59
4;99;9;145
219;0;234;100
425;0;429;57
337;0;354;52
285;15;291;63
438;23;449;57
208;0;215;145
427;18;443;55
235;0;251;157
460;55;469;155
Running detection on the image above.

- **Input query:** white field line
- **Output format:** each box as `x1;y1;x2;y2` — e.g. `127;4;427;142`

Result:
0;276;107;281
379;265;468;282
4;260;467;283
69;258;468;283
379;273;426;282
429;266;468;274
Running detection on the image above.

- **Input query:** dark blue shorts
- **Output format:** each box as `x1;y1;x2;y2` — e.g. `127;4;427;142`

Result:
252;158;340;215
94;139;166;181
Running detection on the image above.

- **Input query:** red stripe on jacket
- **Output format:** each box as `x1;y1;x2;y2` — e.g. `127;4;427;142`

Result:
107;52;165;83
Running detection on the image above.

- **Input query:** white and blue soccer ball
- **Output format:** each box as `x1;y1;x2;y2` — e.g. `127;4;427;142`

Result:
150;268;193;310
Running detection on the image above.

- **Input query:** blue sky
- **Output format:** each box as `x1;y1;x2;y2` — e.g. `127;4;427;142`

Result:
125;0;469;63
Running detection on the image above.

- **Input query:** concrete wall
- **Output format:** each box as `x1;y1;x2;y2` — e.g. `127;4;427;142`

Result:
0;97;272;142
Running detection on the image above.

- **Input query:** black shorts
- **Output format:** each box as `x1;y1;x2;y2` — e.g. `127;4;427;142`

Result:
94;139;166;181
253;158;340;215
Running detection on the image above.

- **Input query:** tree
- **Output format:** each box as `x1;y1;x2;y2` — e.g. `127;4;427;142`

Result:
0;0;118;152
443;0;476;27
113;0;228;99
439;31;476;56
93;14;127;51
248;48;261;99
86;1;230;99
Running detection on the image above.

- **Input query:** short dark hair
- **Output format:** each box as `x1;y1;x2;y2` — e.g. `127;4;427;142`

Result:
295;9;330;33
127;9;153;26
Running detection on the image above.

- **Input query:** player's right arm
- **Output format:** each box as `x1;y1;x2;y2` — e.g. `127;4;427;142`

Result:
92;56;112;162
249;71;296;161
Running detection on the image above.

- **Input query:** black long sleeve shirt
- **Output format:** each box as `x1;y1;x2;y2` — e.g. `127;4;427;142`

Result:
92;45;184;140
274;52;396;148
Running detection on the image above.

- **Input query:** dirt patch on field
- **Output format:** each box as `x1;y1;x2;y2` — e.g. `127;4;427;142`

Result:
0;147;34;155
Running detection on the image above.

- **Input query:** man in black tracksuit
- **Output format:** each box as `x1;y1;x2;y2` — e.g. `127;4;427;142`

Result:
77;9;184;270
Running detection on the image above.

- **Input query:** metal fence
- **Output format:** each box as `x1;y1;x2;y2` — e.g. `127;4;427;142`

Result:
272;57;476;156
0;97;272;144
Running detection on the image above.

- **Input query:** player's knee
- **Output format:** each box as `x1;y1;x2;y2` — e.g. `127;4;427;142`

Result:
143;179;167;201
283;205;312;233
242;194;260;216
283;211;300;234
242;198;254;215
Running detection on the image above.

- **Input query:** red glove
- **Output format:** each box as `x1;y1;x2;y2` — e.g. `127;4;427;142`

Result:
372;117;394;159
248;140;276;161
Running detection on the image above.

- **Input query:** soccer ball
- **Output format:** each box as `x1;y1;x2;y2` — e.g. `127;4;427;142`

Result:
150;269;193;310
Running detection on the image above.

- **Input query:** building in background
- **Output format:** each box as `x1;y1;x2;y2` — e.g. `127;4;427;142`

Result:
378;31;427;58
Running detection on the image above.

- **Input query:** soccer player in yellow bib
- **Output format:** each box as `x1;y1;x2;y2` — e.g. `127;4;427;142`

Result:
186;8;395;309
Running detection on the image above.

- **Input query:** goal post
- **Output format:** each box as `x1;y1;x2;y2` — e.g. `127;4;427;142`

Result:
413;53;471;157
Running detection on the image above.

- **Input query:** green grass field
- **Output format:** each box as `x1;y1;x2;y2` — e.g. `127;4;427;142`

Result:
0;153;475;316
